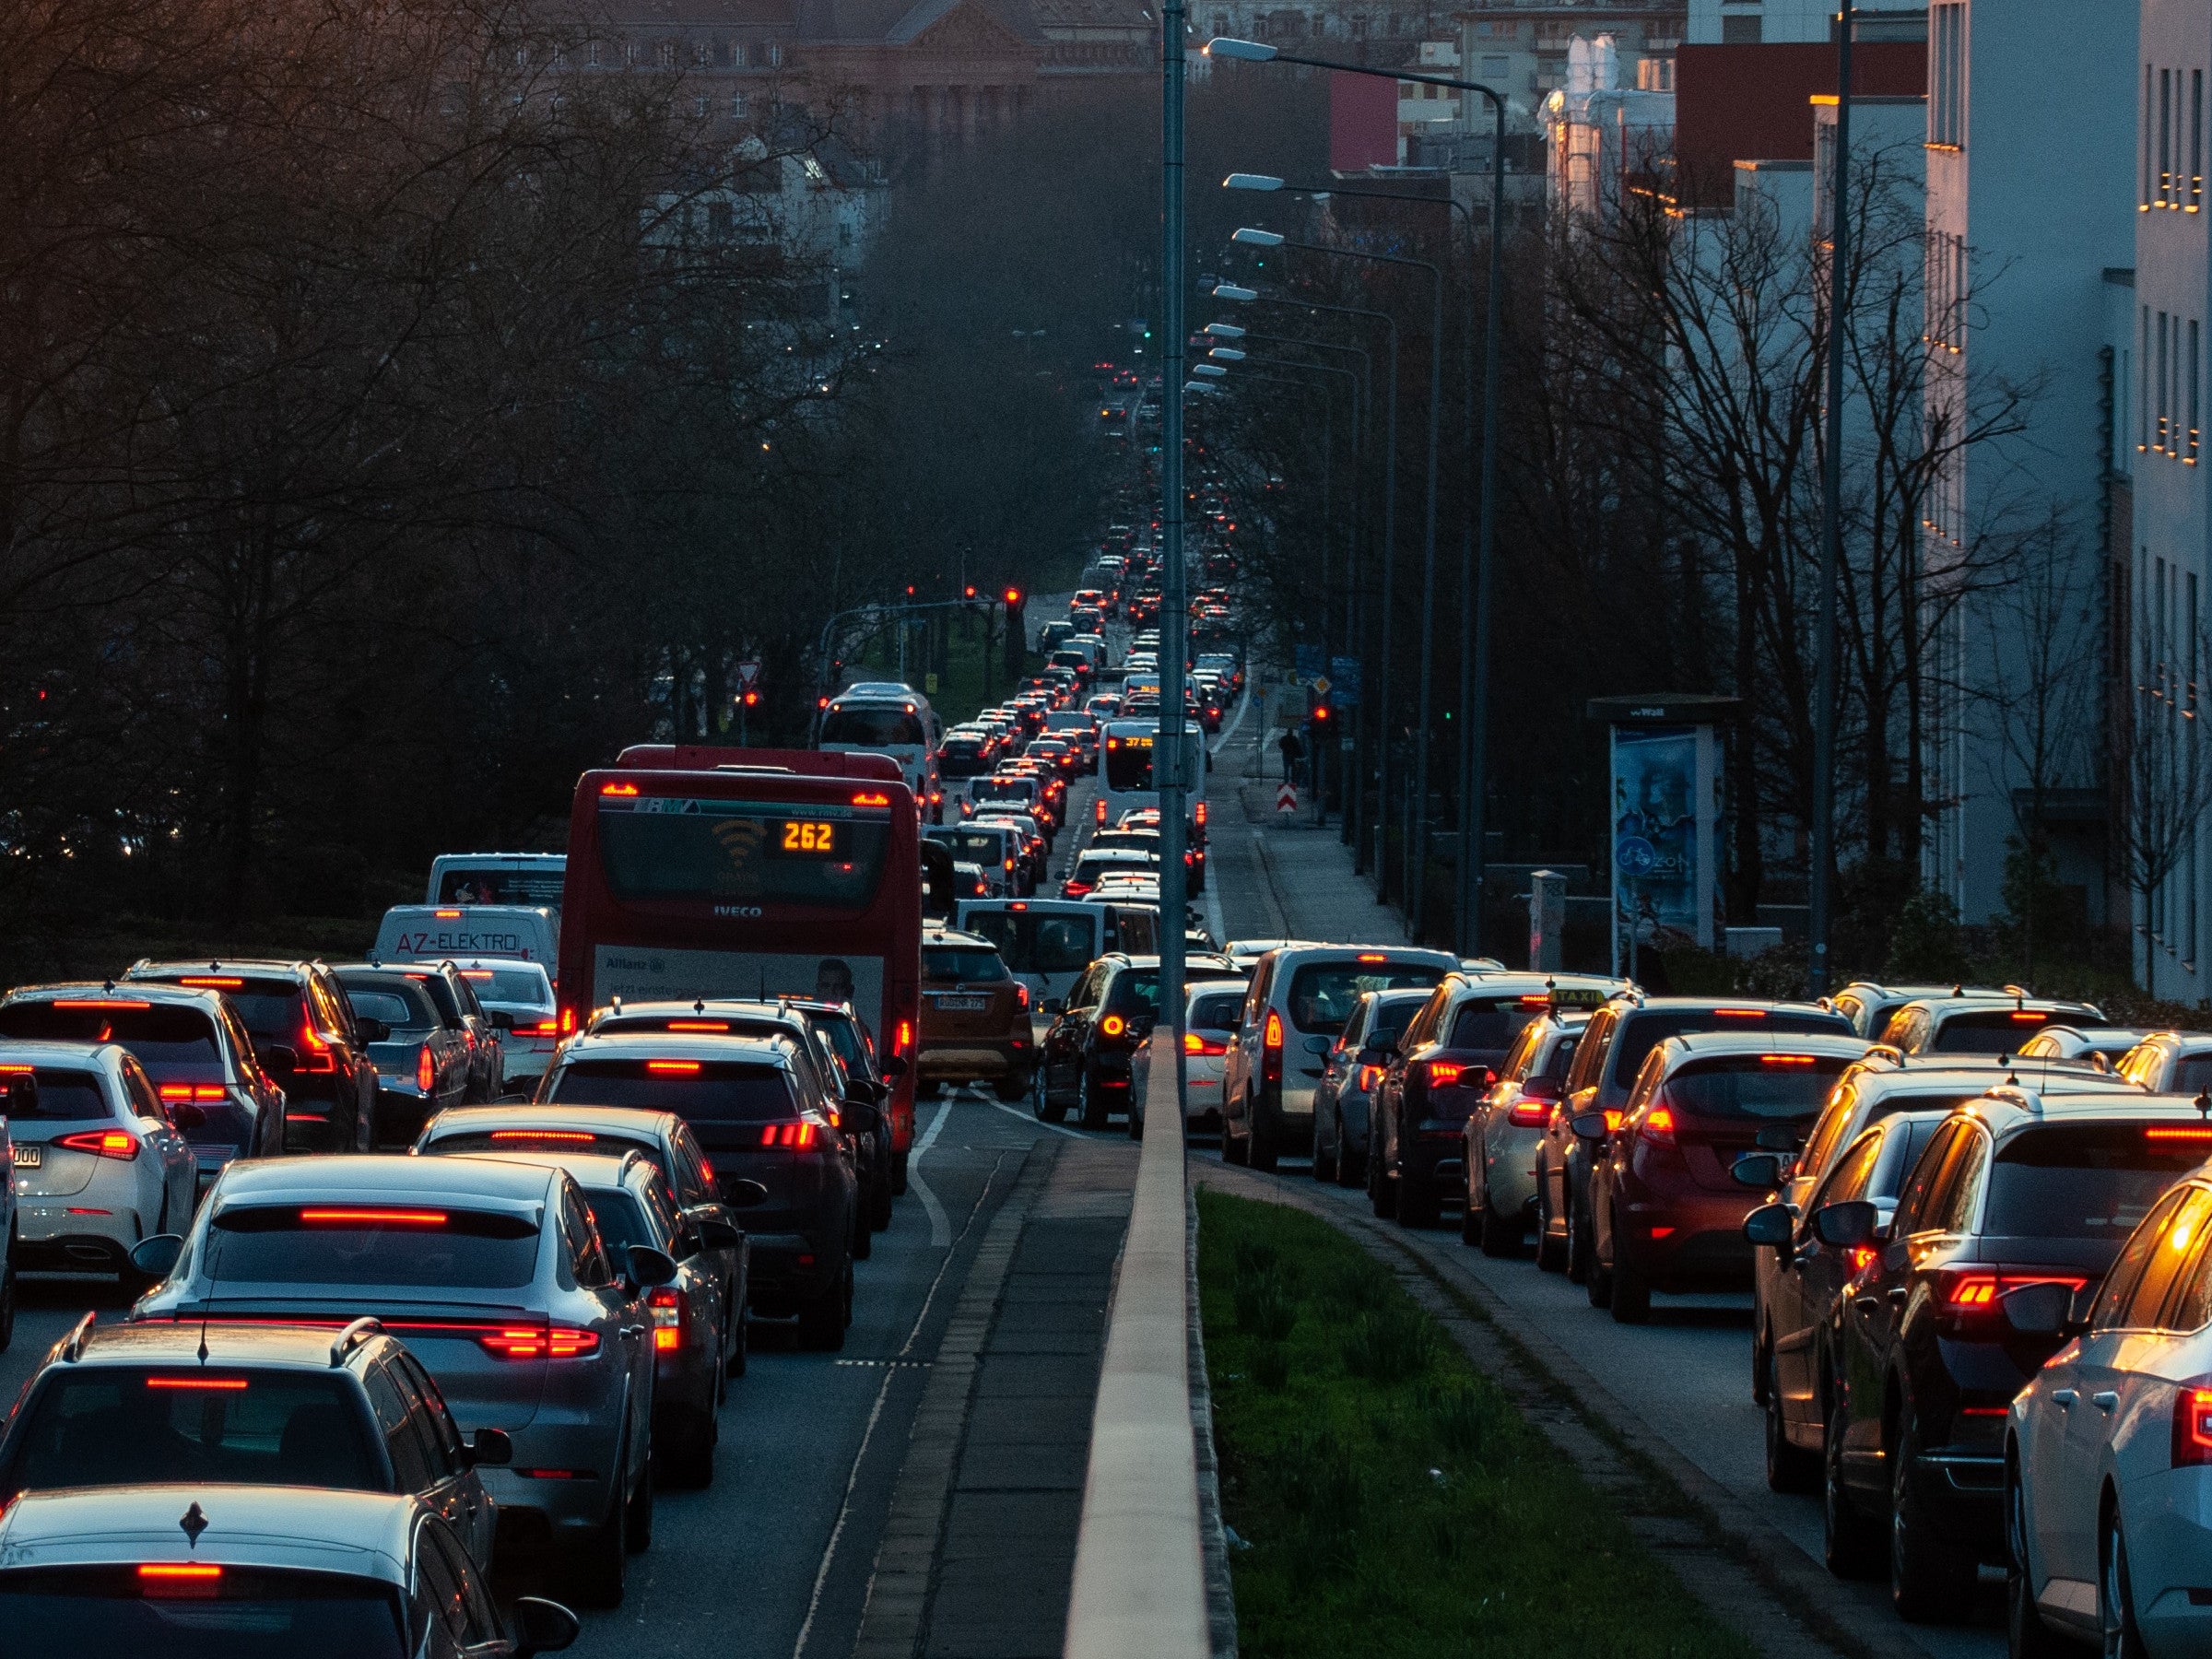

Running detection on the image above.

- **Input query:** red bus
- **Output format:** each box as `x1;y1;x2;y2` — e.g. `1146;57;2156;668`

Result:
556;745;920;1170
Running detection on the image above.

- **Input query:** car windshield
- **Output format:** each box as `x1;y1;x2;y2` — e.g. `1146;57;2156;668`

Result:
924;947;1009;983
547;1061;799;1146
0;1568;407;1657
456;968;549;1007
0;1003;224;1070
1931;1010;2074;1053
437;866;564;909
7;1371;382;1495
0;1067;111;1121
1983;1124;2212;1241
1284;964;1446;1036
822;707;926;747
206;1206;542;1288
1660;1055;1854;1120
1607;1011;1847;1089
341;986;437;1033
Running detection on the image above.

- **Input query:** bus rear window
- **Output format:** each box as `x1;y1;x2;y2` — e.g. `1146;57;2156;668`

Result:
598;799;888;910
0;1004;222;1068
823;708;926;747
1103;738;1155;791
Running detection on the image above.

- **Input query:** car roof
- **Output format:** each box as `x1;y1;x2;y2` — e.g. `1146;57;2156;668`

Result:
0;1040;132;1075
1441;971;1630;996
421;1103;682;1140
213;1152;559;1210
1964;1087;2212;1135
128;959;314;979
1649;1031;1872;1065
556;1030;795;1065
69;1318;390;1371
1912;994;2104;1020
453;1149;649;1190
1607;994;1841;1017
2;982;228;1012
1264;945;1461;969
0;1485;420;1581
1845;1057;2141;1099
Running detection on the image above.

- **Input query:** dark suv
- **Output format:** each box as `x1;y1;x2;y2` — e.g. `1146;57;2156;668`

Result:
1533;996;1853;1279
1817;1087;2212;1619
125;959;378;1152
1039;953;1244;1128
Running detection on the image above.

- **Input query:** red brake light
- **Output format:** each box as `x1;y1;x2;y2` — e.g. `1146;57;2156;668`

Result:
1760;1054;1818;1066
57;1130;137;1160
1100;1014;1127;1038
600;782;640;796
417;1044;436;1093
1508;1098;1551;1127
1938;1269;2088;1324
1017;983;1030;1010
1641;1105;1677;1144
1602;1109;1624;1131
1263;1011;1283;1050
179;976;243;988
53;999;149;1009
667;1021;730;1032
1948;1275;1998;1308
1712;1008;1764;1018
2175;1382;2212;1466
2009;1010;2047;1022
1518;994;1552;1007
145;1376;249;1391
560;1008;576;1034
139;1563;223;1591
533;1019;559;1034
896;1019;913;1054
1358;1064;1384;1091
650;1286;686;1351
759;1121;819;1149
300;1207;448;1226
490;1129;596;1144
297;1023;335;1073
2147;1127;2212;1142
480;1326;600;1359
1429;1061;1465;1088
853;791;891;806
436;910;464;920
647;1061;701;1075
1356;953;1388;964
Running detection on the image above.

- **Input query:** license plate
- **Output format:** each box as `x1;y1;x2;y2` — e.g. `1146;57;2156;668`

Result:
934;995;987;1012
11;1145;38;1169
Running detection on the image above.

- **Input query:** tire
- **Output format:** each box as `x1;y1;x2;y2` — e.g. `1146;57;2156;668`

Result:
1078;1069;1108;1131
798;1259;852;1352
1249;1096;1279;1172
1763;1351;1818;1493
1535;1177;1567;1273
890;1150;909;1196
1221;1112;1249;1165
1584;1230;1613;1308
568;1465;629;1608
2101;1510;2149;1659
1891;1415;1976;1621
1608;1216;1649;1324
1824;1395;1884;1580
1312;1112;1337;1183
994;1071;1030;1102
1366;1135;1396;1218
2007;1458;2072;1659
625;1448;654;1552
1478;1187;1521;1258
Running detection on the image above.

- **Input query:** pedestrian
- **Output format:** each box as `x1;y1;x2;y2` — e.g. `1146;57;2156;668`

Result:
1277;726;1303;782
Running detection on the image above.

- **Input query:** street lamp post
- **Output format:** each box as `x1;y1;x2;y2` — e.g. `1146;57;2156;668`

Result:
1159;0;1190;1088
1213;39;1509;954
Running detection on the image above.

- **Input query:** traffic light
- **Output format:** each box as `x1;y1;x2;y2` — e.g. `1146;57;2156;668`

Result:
742;689;760;708
964;584;977;600
1002;587;1022;606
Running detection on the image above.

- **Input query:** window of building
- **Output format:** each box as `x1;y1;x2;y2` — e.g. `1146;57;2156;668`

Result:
2147;65;2158;206
2164;68;2176;206
769;42;784;65
2192;318;2202;463
1721;16;1761;43
2144;306;2154;452
587;39;600;65
2159;311;2172;453
2195;70;2205;209
732;90;748;116
1930;4;1964;147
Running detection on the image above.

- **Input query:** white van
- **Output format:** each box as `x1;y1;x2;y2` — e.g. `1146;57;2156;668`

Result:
425;853;566;915
371;905;559;981
820;684;943;817
954;898;1159;1006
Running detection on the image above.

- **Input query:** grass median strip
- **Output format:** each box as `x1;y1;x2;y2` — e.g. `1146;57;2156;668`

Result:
1198;1189;1758;1659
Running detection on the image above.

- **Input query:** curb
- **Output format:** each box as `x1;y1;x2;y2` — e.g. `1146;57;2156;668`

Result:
1186;1186;1237;1659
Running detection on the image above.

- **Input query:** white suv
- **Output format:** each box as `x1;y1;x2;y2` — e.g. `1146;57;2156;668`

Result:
1220;945;1458;1170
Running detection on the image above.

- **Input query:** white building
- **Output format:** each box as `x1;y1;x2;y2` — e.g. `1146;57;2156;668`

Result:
1920;0;2139;937
1542;34;1676;218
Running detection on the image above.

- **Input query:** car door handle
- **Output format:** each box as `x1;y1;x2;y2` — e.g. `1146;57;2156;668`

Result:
2092;1392;2119;1412
2051;1389;2077;1408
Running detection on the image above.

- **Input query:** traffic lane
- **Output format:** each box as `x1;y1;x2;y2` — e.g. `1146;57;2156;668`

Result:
1;1275;137;1396
569;1094;1063;1659
1255;1160;2006;1658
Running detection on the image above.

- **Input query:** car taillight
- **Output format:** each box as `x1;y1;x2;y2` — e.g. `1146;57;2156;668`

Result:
1017;983;1030;1011
1262;1009;1283;1085
1640;1105;1677;1145
1100;1014;1127;1039
1508;1099;1552;1128
297;1025;336;1074
417;1044;436;1093
1184;1031;1226;1056
1935;1268;2088;1328
559;1007;576;1034
480;1326;601;1360
896;1019;913;1055
2174;1382;2212;1466
759;1121;819;1149
159;1085;227;1102
58;1130;138;1159
1428;1061;1465;1089
533;1019;559;1035
1095;798;1107;824
649;1287;687;1352
1358;1064;1384;1091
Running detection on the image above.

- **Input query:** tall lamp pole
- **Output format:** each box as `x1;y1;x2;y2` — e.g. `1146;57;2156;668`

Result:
1809;5;1854;999
1212;38;1508;952
1159;0;1190;1087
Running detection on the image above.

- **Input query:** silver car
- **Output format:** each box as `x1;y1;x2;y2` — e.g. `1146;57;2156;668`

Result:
0;1483;578;1657
1129;982;1249;1137
1461;1013;1586;1253
128;1154;674;1608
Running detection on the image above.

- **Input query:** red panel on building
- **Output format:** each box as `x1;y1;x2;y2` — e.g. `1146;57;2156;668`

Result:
1329;70;1398;173
1675;41;1925;202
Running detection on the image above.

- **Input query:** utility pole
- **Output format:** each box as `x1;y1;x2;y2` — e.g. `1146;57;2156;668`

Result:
1809;5;1853;999
1159;0;1190;1088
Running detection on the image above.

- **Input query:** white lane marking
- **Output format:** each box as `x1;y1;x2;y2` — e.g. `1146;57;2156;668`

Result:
789;1152;1006;1659
909;1098;953;1248
978;1094;1085;1139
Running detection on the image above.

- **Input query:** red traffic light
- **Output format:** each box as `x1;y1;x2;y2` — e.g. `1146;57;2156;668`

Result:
742;690;760;707
1003;587;1022;606
1312;704;1331;721
964;584;977;599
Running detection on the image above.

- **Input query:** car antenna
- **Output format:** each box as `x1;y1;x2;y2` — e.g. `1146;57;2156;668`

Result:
694;998;706;1016
102;978;115;994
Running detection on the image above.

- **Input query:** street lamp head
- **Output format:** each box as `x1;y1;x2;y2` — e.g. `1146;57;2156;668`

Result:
1223;172;1284;192
1207;347;1246;361
1182;381;1217;394
1231;227;1285;248
1192;363;1229;378
1212;284;1258;301
1204;323;1246;337
1205;36;1276;60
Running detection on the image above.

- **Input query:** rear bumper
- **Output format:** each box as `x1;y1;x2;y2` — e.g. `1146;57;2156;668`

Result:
1900;1450;2005;1560
1481;1124;1545;1212
1399;1128;1469;1194
1618;1195;1761;1288
17;1226;137;1272
917;1042;1029;1082
745;1231;841;1312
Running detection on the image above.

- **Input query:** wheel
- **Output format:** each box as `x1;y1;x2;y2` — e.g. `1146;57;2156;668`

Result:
1763;1350;1818;1493
1535;1177;1567;1273
1823;1395;1884;1580
1249;1096;1279;1172
625;1448;654;1552
1478;1187;1520;1257
1312;1112;1337;1183
1127;1104;1145;1141
2101;1509;2149;1659
1891;1415;1976;1620
890;1150;909;1196
567;1463;629;1608
1367;1137;1396;1218
2007;1458;2072;1659
1608;1215;1649;1323
994;1071;1030;1102
798;1260;851;1351
1078;1068;1108;1131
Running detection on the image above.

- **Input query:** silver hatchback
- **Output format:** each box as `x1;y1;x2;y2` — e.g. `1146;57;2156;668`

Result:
127;1155;675;1608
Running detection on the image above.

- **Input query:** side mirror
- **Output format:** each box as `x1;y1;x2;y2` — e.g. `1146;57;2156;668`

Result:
841;1098;881;1135
1742;1203;1794;1248
625;1244;679;1289
356;1017;391;1044
511;1596;582;1657
1811;1199;1880;1249
466;1427;512;1466
130;1233;185;1279
171;1101;207;1131
1731;1152;1783;1190
696;1217;743;1252
259;1044;298;1077
719;1176;771;1209
1570;1112;1609;1143
487;1009;515;1032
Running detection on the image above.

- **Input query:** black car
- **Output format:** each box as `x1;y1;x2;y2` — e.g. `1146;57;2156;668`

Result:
1038;953;1244;1129
1535;995;1853;1280
401;962;504;1101
125;959;379;1153
1815;1088;2212;1620
539;1031;855;1350
332;964;473;1148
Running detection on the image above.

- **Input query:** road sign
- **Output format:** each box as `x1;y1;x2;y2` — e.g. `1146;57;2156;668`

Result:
1277;782;1298;816
1329;656;1361;708
1293;644;1324;683
1312;676;1331;697
1614;836;1658;877
737;660;761;691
